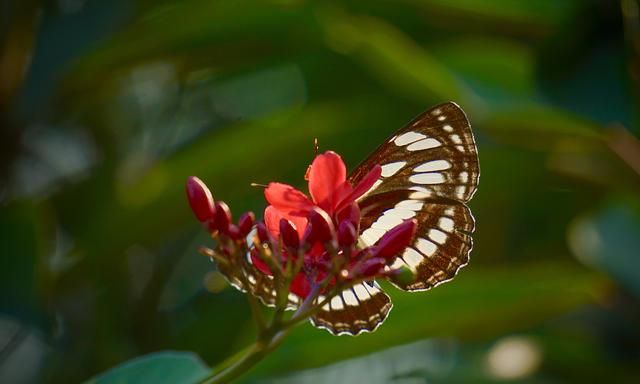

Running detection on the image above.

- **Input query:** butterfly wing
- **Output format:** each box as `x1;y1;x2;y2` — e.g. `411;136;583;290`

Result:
310;282;392;336
351;101;479;291
213;251;302;310
219;102;478;336
309;102;479;335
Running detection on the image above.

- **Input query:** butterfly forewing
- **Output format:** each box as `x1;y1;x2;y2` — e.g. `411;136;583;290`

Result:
349;102;479;203
350;102;479;291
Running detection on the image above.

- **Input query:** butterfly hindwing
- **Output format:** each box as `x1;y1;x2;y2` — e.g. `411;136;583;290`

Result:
310;282;392;336
351;102;479;291
357;191;474;289
216;253;301;310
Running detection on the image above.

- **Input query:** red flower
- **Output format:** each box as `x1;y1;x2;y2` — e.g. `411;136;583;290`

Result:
256;151;415;299
186;151;417;305
263;151;380;239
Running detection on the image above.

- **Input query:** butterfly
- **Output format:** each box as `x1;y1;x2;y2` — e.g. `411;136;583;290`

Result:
221;102;479;335
310;101;479;335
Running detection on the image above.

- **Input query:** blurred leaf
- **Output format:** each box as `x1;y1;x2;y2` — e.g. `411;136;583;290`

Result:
402;0;584;37
64;0;317;91
318;8;465;104
569;199;640;296
243;262;607;379
84;351;209;384
433;37;536;101
539;31;635;128
0;317;49;384
0;201;42;320
483;104;603;146
208;64;307;120
261;339;457;384
157;232;215;311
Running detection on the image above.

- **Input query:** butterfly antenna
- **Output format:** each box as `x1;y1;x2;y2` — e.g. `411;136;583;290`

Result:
250;182;267;188
314;138;319;156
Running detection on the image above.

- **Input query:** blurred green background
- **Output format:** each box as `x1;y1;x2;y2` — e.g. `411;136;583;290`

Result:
2;0;640;383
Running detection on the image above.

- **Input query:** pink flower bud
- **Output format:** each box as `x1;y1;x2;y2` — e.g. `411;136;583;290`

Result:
237;212;255;237
256;222;272;243
279;219;299;249
214;201;232;233
372;219;417;260
186;176;215;223
227;224;241;240
356;257;386;277
337;220;356;247
336;203;360;229
309;208;335;242
303;208;335;245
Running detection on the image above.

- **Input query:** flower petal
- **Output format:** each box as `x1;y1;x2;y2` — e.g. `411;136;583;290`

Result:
250;247;272;275
290;272;311;298
264;205;284;237
308;151;347;212
335;164;381;213
264;182;313;216
264;205;308;239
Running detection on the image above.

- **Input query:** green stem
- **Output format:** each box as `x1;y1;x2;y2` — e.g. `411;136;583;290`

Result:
201;323;296;384
200;285;324;383
201;341;267;384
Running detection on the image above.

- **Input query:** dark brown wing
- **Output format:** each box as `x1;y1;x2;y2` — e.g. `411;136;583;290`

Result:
215;250;301;310
310;282;392;336
350;102;479;291
218;252;392;336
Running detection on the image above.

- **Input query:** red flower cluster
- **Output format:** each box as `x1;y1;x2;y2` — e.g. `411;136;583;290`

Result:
186;151;416;302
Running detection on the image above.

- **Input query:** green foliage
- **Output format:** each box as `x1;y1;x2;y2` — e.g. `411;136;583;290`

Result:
84;352;210;384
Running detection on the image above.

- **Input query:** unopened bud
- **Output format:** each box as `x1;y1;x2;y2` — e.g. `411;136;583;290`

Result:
214;201;232;233
303;208;335;245
237;212;255;237
227;224;241;240
356;257;386;277
372;219;417;260
336;203;360;230
186;176;215;222
337;220;357;247
279;219;299;249
256;222;272;244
